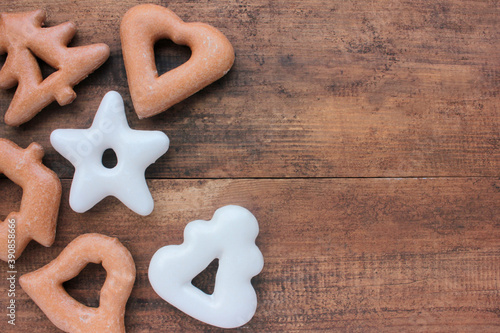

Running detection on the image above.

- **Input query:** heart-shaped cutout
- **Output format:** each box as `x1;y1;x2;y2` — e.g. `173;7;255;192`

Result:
148;205;264;328
20;233;136;333
120;4;235;118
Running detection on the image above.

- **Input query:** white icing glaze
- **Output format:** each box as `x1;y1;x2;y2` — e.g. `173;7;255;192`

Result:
50;91;169;216
149;205;264;328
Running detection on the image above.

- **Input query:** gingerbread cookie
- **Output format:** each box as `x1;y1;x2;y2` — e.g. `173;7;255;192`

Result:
120;4;235;118
0;139;61;261
20;233;136;333
0;9;110;126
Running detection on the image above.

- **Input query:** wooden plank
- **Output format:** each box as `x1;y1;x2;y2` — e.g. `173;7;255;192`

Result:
0;0;498;332
1;178;499;331
0;0;498;178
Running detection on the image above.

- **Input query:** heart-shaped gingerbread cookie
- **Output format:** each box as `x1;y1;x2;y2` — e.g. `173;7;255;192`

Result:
120;4;234;118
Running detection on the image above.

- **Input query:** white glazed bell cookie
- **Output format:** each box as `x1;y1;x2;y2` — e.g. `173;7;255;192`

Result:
148;205;264;328
50;91;169;216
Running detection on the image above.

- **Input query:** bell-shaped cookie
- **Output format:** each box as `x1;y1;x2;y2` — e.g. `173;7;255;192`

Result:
149;205;264;328
20;233;136;333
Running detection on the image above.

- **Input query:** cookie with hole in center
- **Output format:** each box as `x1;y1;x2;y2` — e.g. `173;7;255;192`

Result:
120;4;234;118
20;233;136;333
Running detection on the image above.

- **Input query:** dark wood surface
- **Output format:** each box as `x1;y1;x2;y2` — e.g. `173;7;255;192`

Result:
1;0;499;332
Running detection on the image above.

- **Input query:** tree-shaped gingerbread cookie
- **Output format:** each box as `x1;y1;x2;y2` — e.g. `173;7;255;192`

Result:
0;9;109;126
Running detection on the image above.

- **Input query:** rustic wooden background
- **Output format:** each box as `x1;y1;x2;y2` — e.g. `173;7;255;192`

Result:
1;0;499;332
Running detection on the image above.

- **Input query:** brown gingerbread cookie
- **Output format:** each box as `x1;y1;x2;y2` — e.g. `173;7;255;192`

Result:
120;4;235;118
20;233;136;333
0;138;61;261
0;9;110;126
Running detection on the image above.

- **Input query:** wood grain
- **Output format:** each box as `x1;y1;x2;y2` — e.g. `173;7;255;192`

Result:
0;0;498;178
0;0;499;332
1;178;499;332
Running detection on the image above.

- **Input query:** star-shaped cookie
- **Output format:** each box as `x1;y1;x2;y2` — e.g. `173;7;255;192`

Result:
50;91;169;216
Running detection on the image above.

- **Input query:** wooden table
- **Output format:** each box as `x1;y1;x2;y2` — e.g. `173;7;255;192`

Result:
1;0;499;331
